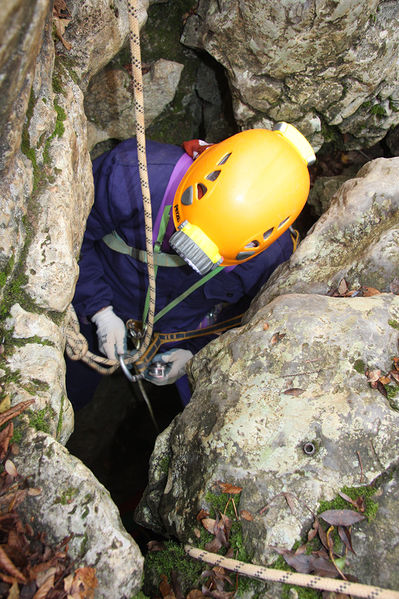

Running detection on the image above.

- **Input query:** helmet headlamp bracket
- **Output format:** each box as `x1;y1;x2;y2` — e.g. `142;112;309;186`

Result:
170;220;223;275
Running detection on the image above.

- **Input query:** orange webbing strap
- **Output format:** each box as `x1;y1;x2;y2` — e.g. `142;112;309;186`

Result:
290;227;300;252
133;313;243;373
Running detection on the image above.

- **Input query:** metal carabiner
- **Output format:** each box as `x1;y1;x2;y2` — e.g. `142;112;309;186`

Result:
119;353;144;382
118;354;158;432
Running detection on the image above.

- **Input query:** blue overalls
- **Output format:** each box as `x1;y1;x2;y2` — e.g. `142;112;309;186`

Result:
66;138;294;409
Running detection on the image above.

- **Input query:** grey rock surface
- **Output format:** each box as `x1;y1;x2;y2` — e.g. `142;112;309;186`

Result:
247;156;399;320
137;292;399;586
181;0;399;150
15;430;144;599
85;58;184;150
54;0;149;88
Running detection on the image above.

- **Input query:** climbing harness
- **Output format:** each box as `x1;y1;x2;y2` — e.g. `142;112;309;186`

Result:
185;545;399;599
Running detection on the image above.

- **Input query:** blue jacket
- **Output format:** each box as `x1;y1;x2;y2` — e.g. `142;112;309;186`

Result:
73;138;293;353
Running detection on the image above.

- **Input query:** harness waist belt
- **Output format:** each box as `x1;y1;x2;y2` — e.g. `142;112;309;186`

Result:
102;230;186;267
131;313;243;373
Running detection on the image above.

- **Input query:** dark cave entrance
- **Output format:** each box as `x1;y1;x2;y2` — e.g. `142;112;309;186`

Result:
66;371;182;548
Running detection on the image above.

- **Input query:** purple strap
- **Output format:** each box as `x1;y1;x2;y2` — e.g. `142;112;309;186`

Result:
152;152;193;247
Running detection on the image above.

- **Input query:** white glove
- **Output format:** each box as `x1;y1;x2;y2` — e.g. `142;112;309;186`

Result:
91;306;127;359
145;349;193;386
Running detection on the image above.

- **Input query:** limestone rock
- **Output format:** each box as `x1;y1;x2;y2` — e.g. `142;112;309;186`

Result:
15;429;144;599
181;0;399;149
0;0;51;283
0;0;51;173
307;174;352;218
346;466;399;588
247;156;399;320
4;304;74;444
85;59;184;150
54;0;149;88
137;292;399;585
23;70;94;312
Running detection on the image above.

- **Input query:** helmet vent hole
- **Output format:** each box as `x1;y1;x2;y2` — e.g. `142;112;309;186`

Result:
217;153;231;165
278;217;290;229
263;228;274;240
205;170;221;181
245;240;259;249
181;186;194;206
197;183;207;199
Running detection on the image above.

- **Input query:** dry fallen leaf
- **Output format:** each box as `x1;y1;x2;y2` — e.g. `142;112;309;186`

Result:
159;574;175;599
271;332;286;345
7;581;19;599
283;388;305;396
34;571;56;599
365;369;381;383
216;482;243;495
201;518;217;534
338;525;356;554
64;567;98;599
337;278;348;296
53;17;72;50
240;510;254;521
0;395;11;414
197;509;209;521
187;591;207;599
0;545;26;583
319;509;366;527
5;460;18;478
361;286;380;296
263;322;269;330
338;491;365;513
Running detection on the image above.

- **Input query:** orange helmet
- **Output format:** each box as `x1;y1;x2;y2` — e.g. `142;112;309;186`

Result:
170;123;315;275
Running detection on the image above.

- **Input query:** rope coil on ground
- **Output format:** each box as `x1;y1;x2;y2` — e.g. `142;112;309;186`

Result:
185;545;399;599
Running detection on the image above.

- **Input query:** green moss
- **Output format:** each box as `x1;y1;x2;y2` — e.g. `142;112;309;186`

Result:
319;119;344;151
28;406;55;434
157;454;170;475
353;359;366;374
144;541;203;594
22;378;50;396
13;336;54;348
0;256;15;289
56;394;65;440
388;320;399;330
0;368;22;396
55;486;79;506
318;484;379;521
43;100;67;165
386;384;399;399
202;491;266;595
370;104;387;118
144;489;267;597
282;585;321;599
55;55;80;86
10;427;23;444
80;532;89;556
389;97;399;113
131;593;150;599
